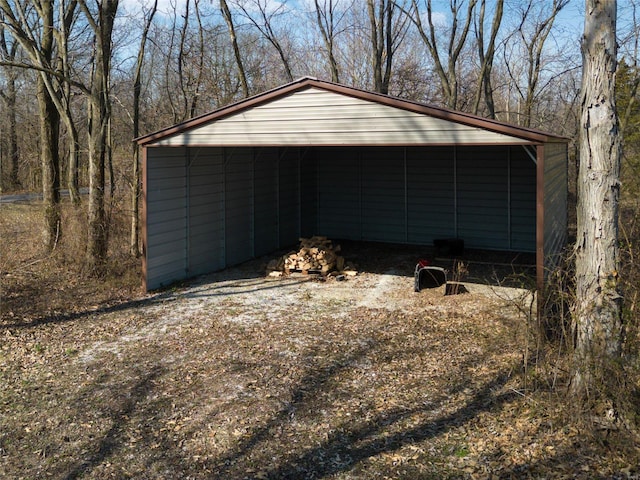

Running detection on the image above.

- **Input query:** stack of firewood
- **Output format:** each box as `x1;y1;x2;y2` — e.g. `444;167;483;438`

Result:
267;236;353;275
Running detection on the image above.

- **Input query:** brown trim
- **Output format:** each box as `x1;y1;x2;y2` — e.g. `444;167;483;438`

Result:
141;146;148;291
135;77;570;146
536;144;545;310
144;141;537;148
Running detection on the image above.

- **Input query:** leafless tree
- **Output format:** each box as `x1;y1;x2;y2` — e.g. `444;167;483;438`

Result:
472;0;502;117
55;0;81;205
367;0;409;94
313;0;348;83
618;0;639;136
131;0;158;257
78;0;119;273
503;0;569;127
0;19;20;188
0;0;63;249
220;0;249;97
573;0;623;401
232;0;294;83
404;0;478;109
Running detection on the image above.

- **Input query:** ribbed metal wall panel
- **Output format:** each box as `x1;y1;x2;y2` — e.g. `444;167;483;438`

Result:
155;88;533;147
361;147;406;242
253;148;279;257
317;147;361;240
188;148;225;276
543;143;568;271
299;148;317;237
145;144;545;290
279;148;300;247
406;146;456;244
146;147;188;289
225;148;254;266
509;147;536;252
457;147;509;249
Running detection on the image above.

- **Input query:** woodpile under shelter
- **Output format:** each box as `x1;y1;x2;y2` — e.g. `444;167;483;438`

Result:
136;77;568;293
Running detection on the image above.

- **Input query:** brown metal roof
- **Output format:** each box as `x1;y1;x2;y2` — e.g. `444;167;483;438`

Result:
135;76;569;146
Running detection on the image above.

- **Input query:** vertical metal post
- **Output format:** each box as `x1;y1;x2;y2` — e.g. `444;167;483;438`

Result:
536;144;545;315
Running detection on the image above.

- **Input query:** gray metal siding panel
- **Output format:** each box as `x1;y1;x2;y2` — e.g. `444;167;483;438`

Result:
146;147;188;289
253;148;279;257
225;148;254;266
407;146;456;244
361;147;406;242
318;148;361;240
155;89;533;147
299;149;317;237
188;148;225;276
543;143;568;273
279;148;300;247
510;147;536;252
457;147;509;249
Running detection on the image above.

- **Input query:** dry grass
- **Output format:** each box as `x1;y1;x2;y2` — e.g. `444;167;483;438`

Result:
1;201;639;479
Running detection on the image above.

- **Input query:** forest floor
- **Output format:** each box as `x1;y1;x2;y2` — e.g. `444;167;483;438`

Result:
1;202;639;479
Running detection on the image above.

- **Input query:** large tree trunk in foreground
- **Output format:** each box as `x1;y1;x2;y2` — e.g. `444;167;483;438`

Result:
572;0;623;400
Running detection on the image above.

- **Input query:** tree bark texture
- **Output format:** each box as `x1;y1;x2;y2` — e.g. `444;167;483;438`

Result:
6;72;20;188
314;0;340;84
85;0;118;273
37;0;61;251
38;73;61;250
573;0;623;398
221;0;249;97
131;0;157;256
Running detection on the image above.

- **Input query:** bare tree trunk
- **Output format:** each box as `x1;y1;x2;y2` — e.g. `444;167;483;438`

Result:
367;0;407;94
4;72;20;188
37;0;61;250
314;0;341;83
472;0;502;118
82;0;118;274
131;0;157;257
221;0;249;97
234;0;294;82
190;0;205;118
0;24;20;188
367;0;384;92
57;0;80;205
573;0;623;401
504;0;568;127
406;0;477;109
38;72;61;250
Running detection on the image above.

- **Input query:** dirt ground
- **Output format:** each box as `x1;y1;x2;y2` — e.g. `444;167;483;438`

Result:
1;200;638;479
2;235;639;479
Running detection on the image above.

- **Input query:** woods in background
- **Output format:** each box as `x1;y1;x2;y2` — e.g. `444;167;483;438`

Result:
0;0;637;273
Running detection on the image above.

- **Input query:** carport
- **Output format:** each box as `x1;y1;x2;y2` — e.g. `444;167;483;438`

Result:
136;77;568;293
